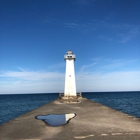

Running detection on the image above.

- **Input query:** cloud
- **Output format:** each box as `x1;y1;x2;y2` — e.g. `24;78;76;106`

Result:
0;70;63;81
117;26;140;43
80;63;96;71
47;62;65;70
64;22;86;28
82;58;138;72
76;70;140;92
91;57;101;62
0;59;140;94
104;23;140;43
101;59;136;70
0;69;65;94
1;69;140;93
63;18;140;43
76;58;140;91
93;21;140;43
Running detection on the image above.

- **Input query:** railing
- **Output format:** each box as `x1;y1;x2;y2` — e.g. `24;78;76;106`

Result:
77;92;82;97
64;55;76;61
59;92;82;99
59;93;64;98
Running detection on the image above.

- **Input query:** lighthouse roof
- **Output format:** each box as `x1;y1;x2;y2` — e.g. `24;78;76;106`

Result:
67;50;73;54
64;50;76;61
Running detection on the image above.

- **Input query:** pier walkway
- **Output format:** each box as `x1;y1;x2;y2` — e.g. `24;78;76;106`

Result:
0;98;140;140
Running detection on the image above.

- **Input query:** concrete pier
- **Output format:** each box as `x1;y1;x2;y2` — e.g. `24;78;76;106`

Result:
0;98;140;140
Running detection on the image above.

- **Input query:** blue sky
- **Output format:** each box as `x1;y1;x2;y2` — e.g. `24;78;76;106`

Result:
0;0;140;94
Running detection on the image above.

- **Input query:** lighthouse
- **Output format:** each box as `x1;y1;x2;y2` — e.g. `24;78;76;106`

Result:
64;50;76;97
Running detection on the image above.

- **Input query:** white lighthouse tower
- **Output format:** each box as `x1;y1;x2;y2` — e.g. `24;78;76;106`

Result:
64;50;76;97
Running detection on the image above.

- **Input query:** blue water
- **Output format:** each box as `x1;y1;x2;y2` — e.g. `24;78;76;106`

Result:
0;93;58;126
0;91;140;126
83;91;140;118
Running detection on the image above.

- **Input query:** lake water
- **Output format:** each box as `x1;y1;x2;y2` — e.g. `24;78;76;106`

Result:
0;91;140;126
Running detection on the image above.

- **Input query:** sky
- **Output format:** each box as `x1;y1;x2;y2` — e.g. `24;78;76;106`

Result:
0;0;140;94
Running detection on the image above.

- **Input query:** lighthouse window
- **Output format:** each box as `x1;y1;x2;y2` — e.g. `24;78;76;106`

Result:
69;75;71;77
